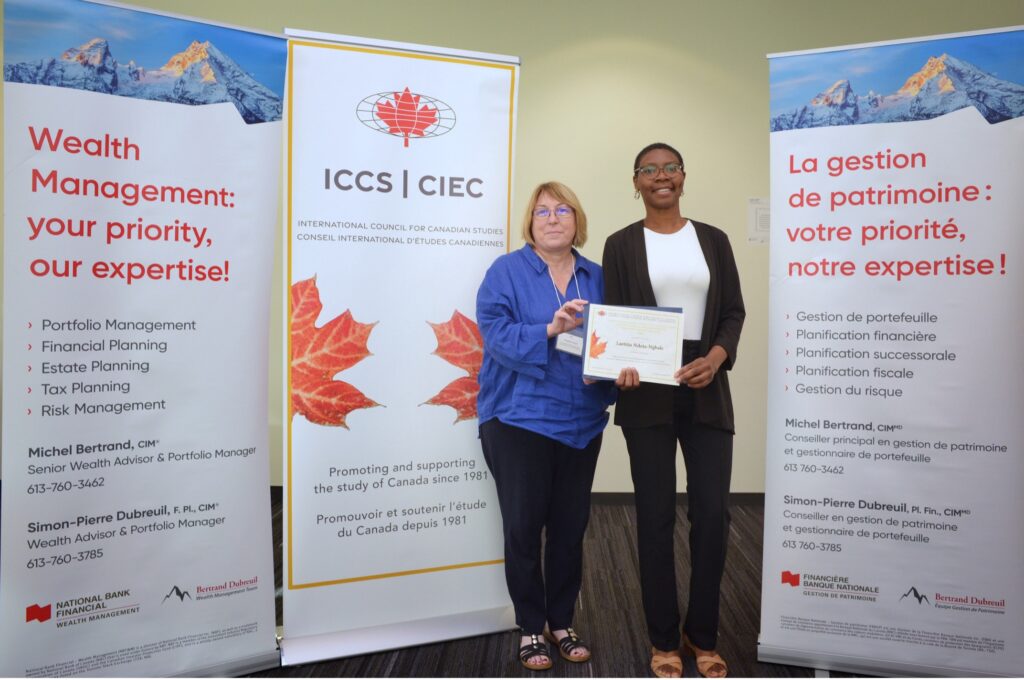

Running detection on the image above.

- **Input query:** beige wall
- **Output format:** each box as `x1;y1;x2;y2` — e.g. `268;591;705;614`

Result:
2;1;1021;490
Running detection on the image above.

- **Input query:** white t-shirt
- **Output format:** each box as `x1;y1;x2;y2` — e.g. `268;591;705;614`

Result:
643;221;709;341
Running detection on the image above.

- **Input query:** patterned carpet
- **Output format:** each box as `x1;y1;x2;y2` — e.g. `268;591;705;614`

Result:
249;492;857;678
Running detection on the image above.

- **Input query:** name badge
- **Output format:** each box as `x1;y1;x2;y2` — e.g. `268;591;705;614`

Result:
555;327;584;356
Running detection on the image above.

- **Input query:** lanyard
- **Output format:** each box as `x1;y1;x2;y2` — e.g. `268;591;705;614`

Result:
549;257;586;358
548;256;582;309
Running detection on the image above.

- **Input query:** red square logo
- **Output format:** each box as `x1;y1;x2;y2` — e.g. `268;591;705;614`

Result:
26;604;51;623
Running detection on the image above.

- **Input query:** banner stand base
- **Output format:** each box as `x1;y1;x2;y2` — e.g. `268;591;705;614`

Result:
173;649;281;677
758;642;1010;678
281;606;515;666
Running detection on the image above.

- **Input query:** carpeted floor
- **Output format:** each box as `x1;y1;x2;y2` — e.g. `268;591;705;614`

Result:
249;492;858;678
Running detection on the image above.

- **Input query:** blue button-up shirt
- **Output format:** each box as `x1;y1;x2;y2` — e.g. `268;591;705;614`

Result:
476;245;615;449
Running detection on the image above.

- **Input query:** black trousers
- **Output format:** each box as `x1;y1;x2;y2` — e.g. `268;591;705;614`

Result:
623;386;733;652
480;419;601;634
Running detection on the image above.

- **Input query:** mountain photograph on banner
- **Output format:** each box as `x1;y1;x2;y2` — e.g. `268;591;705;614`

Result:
770;29;1024;130
4;0;285;123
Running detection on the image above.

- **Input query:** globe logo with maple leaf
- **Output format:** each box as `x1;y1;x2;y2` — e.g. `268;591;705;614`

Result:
357;87;455;147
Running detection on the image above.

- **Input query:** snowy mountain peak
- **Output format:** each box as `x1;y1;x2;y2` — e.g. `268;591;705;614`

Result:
61;38;112;68
899;54;955;96
5;37;282;123
772;52;1024;130
161;40;212;76
811;80;854;106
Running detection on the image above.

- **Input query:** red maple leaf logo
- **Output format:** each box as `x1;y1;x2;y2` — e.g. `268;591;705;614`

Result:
290;276;380;427
375;87;438;147
589;331;608;359
424;310;482;422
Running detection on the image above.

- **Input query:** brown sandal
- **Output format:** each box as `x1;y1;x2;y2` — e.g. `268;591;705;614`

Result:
650;647;683;678
682;635;727;678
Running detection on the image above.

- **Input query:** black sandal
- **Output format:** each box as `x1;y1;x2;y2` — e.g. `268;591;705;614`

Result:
544;627;591;663
519;634;552;671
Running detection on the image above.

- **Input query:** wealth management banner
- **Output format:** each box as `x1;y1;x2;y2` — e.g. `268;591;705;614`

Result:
282;30;518;664
761;28;1024;676
1;1;282;675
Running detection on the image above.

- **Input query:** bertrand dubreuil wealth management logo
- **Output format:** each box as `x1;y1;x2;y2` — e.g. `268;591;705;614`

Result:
900;586;1007;615
357;87;456;147
162;578;260;604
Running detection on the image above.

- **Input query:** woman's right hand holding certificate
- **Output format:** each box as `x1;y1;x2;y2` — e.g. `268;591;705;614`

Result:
546;298;587;337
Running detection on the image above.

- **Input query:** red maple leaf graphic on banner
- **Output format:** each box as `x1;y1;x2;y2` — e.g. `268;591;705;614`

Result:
376;87;438;147
290;277;379;427
424;310;482;422
589;331;608;359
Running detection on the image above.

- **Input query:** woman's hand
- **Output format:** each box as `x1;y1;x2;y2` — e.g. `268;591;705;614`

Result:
546;298;587;337
615;367;640;390
675;346;728;389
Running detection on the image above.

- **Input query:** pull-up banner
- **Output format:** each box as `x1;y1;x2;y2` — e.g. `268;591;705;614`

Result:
281;29;518;664
1;0;283;675
760;27;1024;676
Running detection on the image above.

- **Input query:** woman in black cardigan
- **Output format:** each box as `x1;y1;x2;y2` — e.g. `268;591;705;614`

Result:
602;142;744;678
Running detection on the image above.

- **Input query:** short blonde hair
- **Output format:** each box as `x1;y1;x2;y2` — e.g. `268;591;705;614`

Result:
520;181;588;248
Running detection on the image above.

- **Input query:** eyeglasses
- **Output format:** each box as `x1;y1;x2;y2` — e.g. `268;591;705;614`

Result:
634;163;684;177
533;205;574;219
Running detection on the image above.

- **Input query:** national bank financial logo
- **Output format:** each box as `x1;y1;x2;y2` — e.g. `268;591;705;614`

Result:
357;87;455;147
26;590;140;627
26;603;52;623
781;570;800;587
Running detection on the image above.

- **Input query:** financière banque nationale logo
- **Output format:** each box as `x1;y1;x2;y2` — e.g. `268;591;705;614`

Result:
357;87;455;147
783;571;879;602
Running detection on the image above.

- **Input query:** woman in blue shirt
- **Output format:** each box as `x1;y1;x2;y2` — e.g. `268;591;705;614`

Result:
477;181;635;671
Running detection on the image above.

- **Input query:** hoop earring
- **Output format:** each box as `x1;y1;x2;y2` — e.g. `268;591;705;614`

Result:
634;190;640;200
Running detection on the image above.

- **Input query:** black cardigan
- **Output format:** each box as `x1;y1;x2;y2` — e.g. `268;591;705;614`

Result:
602;220;745;432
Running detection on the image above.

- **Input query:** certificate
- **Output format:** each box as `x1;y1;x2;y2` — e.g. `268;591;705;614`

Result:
582;304;685;386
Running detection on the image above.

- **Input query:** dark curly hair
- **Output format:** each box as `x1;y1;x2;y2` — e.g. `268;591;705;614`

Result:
633;142;685;175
